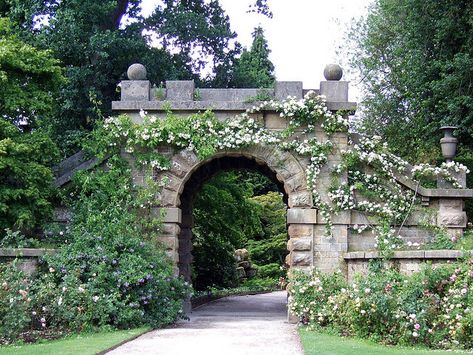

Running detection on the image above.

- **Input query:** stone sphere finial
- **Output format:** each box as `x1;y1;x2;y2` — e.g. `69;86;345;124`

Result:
127;63;147;80
323;64;343;81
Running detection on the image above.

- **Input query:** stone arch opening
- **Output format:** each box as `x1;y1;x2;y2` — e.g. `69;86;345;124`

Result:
177;155;289;284
154;145;316;299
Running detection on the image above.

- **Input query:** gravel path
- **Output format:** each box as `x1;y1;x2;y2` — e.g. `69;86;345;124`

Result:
107;291;304;355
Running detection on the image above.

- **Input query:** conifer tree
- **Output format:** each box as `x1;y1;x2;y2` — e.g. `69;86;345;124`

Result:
232;26;275;88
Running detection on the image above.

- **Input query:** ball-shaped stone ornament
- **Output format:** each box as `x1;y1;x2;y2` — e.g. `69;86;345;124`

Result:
127;63;147;80
323;64;343;81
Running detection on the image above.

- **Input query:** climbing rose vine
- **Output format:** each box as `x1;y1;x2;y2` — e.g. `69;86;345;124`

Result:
90;91;468;244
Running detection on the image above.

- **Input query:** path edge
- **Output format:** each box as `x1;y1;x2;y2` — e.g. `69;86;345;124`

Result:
97;328;153;355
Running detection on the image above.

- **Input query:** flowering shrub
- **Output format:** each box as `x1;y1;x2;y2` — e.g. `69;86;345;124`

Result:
289;259;473;349
0;155;191;344
0;262;33;343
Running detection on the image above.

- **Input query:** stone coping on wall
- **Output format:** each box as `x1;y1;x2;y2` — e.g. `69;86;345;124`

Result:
344;249;473;260
350;133;473;198
0;248;57;257
54;150;99;187
111;100;357;113
396;175;473;198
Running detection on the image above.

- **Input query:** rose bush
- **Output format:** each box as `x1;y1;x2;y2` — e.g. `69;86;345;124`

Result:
290;259;473;349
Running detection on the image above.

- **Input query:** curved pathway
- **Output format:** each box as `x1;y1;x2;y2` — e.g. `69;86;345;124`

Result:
108;291;304;355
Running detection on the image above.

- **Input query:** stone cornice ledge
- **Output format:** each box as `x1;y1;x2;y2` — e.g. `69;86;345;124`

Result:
0;248;57;257
344;250;473;260
111;100;356;112
350;133;473;198
396;174;473;198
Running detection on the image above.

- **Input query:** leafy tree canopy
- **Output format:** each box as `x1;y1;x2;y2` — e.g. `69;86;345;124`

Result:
0;17;62;128
192;171;263;290
0;0;240;155
0;119;59;235
0;18;61;235
191;170;286;290
350;0;473;162
247;191;287;267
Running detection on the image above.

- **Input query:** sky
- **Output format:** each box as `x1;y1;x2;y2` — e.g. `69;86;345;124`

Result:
141;0;372;101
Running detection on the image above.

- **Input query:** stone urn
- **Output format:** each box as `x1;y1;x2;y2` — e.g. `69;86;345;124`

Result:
440;126;458;162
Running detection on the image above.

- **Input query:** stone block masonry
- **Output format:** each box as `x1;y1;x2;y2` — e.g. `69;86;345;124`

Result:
106;64;473;285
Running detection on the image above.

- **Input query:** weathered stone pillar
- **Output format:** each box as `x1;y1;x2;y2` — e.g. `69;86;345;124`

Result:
286;209;317;270
154;207;182;275
437;198;467;238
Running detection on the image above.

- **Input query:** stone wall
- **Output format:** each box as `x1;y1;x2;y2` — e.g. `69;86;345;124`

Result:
106;64;473;283
345;250;473;283
0;248;56;276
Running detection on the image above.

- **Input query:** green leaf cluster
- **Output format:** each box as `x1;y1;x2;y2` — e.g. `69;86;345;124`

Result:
0;17;63;127
192;171;263;290
192;172;287;290
1;1;244;154
0;117;59;235
232;26;275;88
350;0;473;161
247;192;287;270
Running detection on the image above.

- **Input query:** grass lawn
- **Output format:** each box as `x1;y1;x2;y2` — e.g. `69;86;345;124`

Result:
0;327;150;355
299;328;472;355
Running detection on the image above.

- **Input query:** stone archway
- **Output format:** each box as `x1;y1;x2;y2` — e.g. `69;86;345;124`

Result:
154;147;317;282
108;68;473;307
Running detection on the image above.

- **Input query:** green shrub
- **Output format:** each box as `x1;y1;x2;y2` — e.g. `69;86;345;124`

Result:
255;263;284;279
242;277;279;289
191;171;263;290
290;259;473;350
30;156;191;331
0;155;191;343
289;268;347;326
0;120;59;237
0;229;40;248
247;192;287;267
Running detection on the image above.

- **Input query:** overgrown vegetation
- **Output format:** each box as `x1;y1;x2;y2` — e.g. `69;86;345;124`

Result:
247;192;287;280
192;171;263;290
290;259;473;350
349;0;473;163
0;18;62;237
0;155;190;344
0;1;273;155
192;171;287;291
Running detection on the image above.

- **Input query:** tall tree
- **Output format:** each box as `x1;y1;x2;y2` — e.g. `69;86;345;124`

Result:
1;0;238;155
232;26;275;88
349;0;473;162
0;18;62;235
0;17;63;128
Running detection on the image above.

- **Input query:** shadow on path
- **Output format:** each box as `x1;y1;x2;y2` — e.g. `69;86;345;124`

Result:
107;291;303;355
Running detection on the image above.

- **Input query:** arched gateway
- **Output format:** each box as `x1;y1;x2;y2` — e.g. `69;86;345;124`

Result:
107;64;473;286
